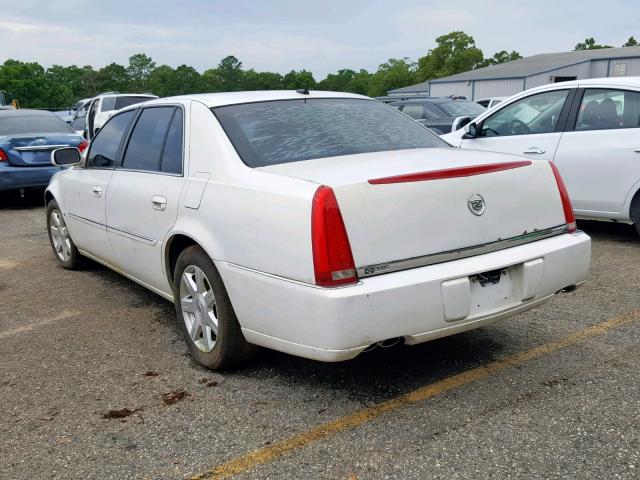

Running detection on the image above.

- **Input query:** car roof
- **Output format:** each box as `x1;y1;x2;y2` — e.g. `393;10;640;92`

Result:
390;97;470;105
0;109;56;117
135;90;368;109
544;76;640;88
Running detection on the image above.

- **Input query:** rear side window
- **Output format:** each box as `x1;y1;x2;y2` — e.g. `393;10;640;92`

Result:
401;105;426;120
87;110;135;168
160;109;183;174
122;107;174;172
575;89;640;131
213;98;449;167
0;115;74;135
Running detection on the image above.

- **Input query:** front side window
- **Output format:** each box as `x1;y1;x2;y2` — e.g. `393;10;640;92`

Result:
86;110;135;168
575;89;640;131
401;105;426;121
122;107;175;172
213;98;449;168
481;89;569;137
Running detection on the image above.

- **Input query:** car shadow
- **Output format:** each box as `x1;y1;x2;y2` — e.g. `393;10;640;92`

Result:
577;219;637;243
0;189;45;210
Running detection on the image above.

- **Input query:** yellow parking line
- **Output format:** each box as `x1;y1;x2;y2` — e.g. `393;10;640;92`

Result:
189;309;640;480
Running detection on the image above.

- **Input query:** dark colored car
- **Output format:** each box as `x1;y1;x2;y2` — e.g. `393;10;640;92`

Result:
390;97;487;134
0;109;88;193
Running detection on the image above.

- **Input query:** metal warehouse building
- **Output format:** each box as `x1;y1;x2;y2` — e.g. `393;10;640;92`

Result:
388;46;640;100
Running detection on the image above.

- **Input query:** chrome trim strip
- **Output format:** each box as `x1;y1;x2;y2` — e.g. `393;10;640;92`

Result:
106;226;157;246
15;144;70;151
67;213;106;230
357;225;571;279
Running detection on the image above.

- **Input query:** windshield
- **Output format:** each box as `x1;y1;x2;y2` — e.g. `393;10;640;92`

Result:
0;115;74;136
437;100;486;117
213;98;449;167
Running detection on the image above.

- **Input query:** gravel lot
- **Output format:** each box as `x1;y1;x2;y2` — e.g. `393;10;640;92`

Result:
1;195;639;480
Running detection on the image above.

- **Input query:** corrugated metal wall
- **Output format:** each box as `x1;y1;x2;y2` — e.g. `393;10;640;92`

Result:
526;62;592;89
429;81;472;98
426;57;640;100
473;79;523;100
609;58;640;76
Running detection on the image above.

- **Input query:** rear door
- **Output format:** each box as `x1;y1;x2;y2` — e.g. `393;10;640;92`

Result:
553;86;640;215
63;110;136;262
461;88;575;162
106;105;187;293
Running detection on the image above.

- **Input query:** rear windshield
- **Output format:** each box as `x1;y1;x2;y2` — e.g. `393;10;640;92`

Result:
0;115;74;136
213;98;449;167
437;100;486;117
101;96;154;112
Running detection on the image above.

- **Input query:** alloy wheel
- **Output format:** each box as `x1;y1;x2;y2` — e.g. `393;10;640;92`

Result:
179;265;218;352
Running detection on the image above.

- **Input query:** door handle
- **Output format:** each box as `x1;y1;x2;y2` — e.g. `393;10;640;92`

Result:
151;195;167;211
92;185;102;197
523;147;546;155
634;149;640;153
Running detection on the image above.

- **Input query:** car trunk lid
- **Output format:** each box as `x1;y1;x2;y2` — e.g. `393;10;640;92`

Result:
260;148;567;273
3;134;76;166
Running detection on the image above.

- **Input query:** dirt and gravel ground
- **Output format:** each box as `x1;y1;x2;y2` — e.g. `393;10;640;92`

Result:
1;194;639;480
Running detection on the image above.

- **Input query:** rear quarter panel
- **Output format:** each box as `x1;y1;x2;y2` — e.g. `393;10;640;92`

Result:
168;101;319;284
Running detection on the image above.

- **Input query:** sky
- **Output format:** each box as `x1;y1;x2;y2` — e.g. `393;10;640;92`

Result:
1;0;639;78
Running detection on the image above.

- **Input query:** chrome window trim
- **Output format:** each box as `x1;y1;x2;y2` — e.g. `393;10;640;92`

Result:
357;224;572;279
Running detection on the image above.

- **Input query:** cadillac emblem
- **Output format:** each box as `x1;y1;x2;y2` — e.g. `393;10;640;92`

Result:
467;194;486;216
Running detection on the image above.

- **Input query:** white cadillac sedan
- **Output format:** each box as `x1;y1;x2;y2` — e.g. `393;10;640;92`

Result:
46;91;591;369
442;77;640;234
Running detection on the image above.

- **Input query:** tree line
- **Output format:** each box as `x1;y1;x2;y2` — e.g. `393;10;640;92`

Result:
0;31;637;109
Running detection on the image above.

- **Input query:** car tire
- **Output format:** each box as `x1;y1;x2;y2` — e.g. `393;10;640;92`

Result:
173;245;257;369
632;200;640;237
46;199;83;269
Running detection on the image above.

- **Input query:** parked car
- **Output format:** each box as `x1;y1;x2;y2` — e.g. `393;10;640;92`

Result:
441;77;640;235
390;97;486;134
69;98;92;137
476;96;508;109
0;109;87;193
83;92;158;140
46;91;590;369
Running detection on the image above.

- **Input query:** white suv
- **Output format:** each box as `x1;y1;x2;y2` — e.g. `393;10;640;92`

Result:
84;92;157;140
442;77;640;234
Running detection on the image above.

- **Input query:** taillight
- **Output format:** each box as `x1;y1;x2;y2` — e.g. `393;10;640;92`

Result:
549;161;576;233
0;148;7;161
77;140;89;153
311;186;357;287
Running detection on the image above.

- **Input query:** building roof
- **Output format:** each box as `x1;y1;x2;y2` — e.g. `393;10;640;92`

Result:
389;46;640;93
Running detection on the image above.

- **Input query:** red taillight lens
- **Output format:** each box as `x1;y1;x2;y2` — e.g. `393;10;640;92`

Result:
311;186;357;287
77;140;89;153
0;148;8;161
549;161;576;233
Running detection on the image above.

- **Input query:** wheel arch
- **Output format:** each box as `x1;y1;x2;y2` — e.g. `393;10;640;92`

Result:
629;186;640;222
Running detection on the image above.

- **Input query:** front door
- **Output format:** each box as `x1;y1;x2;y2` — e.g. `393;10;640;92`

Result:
461;88;574;163
554;87;640;215
106;106;186;294
64;109;136;263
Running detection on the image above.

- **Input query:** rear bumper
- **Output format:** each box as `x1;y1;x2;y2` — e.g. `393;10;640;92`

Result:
0;163;61;191
218;232;591;362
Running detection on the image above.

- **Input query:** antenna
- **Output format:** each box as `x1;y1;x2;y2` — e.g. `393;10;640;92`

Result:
296;84;310;95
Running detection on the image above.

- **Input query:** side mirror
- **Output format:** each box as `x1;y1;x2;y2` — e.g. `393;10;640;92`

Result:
462;122;479;139
51;147;82;167
451;116;471;132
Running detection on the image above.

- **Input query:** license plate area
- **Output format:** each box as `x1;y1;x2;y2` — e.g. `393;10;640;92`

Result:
468;268;517;316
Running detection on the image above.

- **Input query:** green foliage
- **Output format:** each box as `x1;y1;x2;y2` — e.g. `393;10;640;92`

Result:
417;31;484;81
574;37;613;50
477;50;522;68
5;30;639;109
367;58;417;97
